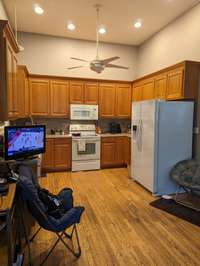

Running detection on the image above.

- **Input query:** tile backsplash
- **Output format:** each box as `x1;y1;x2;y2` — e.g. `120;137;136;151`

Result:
12;117;131;134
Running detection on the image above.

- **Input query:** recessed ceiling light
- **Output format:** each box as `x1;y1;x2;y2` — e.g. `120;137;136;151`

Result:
134;20;142;29
34;4;44;15
67;23;76;31
98;26;106;34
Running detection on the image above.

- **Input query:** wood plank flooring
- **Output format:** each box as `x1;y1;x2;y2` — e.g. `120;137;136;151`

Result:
2;168;200;265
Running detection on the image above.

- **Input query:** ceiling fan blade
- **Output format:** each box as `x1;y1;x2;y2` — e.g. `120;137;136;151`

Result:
70;57;90;62
100;56;120;65
67;66;85;70
106;63;129;70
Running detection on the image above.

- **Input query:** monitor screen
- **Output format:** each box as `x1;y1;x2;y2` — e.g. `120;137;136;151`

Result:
4;125;46;160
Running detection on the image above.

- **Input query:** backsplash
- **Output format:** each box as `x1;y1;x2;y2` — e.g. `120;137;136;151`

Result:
13;117;131;134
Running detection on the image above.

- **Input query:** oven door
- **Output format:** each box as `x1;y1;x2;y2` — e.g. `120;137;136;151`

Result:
72;138;100;161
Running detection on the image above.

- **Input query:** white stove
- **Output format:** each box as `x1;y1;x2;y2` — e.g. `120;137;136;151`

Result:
69;124;101;172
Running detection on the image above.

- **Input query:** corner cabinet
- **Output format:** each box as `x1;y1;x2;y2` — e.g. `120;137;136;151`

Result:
132;62;199;102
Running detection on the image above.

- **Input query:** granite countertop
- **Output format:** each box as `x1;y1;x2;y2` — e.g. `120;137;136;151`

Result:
46;133;131;139
100;133;131;138
46;134;72;138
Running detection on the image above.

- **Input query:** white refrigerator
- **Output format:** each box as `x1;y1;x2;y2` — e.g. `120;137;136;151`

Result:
131;100;194;196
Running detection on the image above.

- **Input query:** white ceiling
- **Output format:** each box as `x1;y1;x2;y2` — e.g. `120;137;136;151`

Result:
3;0;200;45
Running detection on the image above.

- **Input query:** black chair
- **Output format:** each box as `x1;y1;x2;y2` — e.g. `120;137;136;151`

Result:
170;159;200;211
17;165;85;265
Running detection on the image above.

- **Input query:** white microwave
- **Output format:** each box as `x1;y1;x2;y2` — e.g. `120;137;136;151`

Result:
70;104;98;120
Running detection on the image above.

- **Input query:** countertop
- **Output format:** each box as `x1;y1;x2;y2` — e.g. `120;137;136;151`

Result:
46;133;131;138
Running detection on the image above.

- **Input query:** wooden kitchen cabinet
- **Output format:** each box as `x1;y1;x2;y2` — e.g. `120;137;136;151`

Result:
42;138;54;170
132;84;143;102
154;74;167;99
6;42;19;118
166;67;184;100
50;80;69;116
101;136;128;168
54;138;71;170
124;137;131;165
142;79;155;100
17;66;29;117
101;138;116;167
29;78;50;116
115;84;132;118
99;83;116;118
70;81;84;103
84;82;99;104
42;138;72;172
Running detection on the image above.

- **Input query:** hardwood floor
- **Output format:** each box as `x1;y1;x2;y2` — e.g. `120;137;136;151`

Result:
1;168;200;265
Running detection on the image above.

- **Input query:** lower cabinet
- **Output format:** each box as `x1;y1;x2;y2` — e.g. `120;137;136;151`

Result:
42;138;71;172
101;136;131;168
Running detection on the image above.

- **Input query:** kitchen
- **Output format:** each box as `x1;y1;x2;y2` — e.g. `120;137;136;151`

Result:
1;0;200;265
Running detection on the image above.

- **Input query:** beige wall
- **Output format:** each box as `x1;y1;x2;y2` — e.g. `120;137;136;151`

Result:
137;3;200;78
0;0;7;20
18;32;138;81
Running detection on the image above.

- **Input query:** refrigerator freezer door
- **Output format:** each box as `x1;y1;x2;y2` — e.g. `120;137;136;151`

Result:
132;100;157;191
154;101;194;195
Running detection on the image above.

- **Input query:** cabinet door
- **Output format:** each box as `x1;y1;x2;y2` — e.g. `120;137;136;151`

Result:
115;137;125;165
30;78;50;116
17;67;26;117
6;43;19;117
70;81;84;103
24;77;30;116
142;80;155;100
166;67;184;100
116;84;131;118
124;137;131;165
54;139;71;170
101;141;116;167
42;139;54;170
99;83;116;118
50;80;69;117
84;82;98;104
132;85;142;101
154;74;167;99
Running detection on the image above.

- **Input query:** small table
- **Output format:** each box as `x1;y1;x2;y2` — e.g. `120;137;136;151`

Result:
0;183;16;266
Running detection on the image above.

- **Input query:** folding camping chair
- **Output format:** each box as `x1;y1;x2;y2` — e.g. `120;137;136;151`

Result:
17;165;85;265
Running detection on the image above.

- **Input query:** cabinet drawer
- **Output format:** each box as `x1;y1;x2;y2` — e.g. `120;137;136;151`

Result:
101;137;116;143
54;138;71;145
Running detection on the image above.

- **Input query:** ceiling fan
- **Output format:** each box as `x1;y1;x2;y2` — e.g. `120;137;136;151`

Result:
67;5;129;74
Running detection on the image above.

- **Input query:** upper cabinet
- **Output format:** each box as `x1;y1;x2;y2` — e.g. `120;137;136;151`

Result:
17;66;29;118
29;78;50;116
50;80;69;117
132;62;198;102
115;84;132;117
0;20;19;120
154;74;167;99
166;67;184;100
70;81;84;103
142;79;155;100
84;82;99;104
99;82;132;118
99;83;116;118
70;80;99;104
